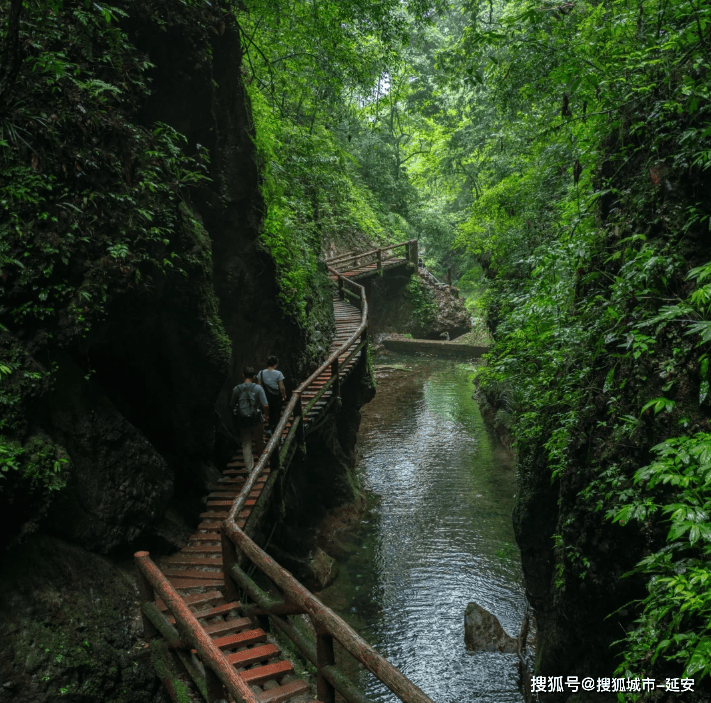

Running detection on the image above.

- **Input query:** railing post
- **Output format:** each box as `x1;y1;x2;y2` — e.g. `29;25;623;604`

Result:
338;276;344;300
221;528;240;604
270;439;281;473
135;551;158;638
376;248;382;271
205;666;226;703
294;392;306;447
331;357;340;400
314;622;336;703
409;239;418;265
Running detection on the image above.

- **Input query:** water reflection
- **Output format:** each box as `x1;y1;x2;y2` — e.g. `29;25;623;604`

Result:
320;354;527;703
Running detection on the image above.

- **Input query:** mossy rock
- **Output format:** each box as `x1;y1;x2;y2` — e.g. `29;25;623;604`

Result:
0;534;160;703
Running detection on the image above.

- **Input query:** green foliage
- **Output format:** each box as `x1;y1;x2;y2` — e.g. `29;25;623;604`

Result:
0;0;216;503
424;0;711;684
238;0;445;283
613;434;711;684
247;83;388;322
405;274;438;330
0;434;69;494
0;3;210;336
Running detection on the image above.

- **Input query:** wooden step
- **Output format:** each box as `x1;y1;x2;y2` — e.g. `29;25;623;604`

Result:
157;590;223;612
240;660;293;685
208;481;244;491
198;514;248;530
198;507;252;532
204;616;253;638
255;681;311;703
166;577;224;590
198;520;225;530
161;555;223;567
162;568;223;581
226;643;280;667
213;628;267;651
187;532;221;542
199;504;253;519
169;601;239;623
183;544;222;554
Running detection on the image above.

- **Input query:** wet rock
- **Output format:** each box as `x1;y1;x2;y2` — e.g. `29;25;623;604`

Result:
268;545;339;591
464;602;518;653
418;278;472;340
365;270;471;340
47;403;172;553
0;534;160;703
23;649;47;674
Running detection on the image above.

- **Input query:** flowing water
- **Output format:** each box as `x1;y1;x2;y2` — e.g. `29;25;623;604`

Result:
319;352;527;703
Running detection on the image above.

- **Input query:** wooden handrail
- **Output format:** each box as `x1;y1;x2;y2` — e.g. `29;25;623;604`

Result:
326;239;415;269
228;264;367;523
220;261;436;703
141;255;430;703
326;247;379;265
223;522;436;703
325;239;414;264
134;551;260;703
380;238;416;254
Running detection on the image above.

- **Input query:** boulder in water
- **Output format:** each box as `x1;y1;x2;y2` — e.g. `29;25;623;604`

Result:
464;602;518;653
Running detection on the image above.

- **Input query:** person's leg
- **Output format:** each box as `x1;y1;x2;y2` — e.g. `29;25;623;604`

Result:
253;423;265;461
267;393;281;432
240;424;253;471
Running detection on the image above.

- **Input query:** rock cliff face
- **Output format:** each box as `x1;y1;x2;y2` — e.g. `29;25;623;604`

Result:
506;153;711;698
0;3;334;701
365;268;471;341
0;535;160;703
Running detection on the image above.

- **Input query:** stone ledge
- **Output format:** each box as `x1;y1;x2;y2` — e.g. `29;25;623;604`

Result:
381;335;488;358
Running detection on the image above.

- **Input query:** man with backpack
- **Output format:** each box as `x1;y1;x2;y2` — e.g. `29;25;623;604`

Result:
257;355;287;438
230;367;269;473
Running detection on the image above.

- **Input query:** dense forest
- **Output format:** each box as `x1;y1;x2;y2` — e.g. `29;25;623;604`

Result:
1;0;711;700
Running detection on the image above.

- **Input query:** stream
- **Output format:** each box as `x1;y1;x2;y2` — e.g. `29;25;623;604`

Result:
319;352;527;703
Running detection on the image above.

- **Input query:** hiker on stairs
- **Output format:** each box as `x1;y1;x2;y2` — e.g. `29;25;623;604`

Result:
258;355;286;437
230;367;269;473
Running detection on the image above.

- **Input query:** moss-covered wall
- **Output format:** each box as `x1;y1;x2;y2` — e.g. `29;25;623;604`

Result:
0;2;334;700
0;535;159;703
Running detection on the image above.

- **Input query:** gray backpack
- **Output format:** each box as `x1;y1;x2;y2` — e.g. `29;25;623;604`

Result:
232;384;263;427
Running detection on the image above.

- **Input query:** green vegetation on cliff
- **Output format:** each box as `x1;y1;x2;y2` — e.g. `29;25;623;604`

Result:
426;0;711;690
0;1;224;509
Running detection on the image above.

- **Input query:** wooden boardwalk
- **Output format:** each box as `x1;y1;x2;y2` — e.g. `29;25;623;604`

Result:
325;239;416;281
137;242;436;703
149;294;365;703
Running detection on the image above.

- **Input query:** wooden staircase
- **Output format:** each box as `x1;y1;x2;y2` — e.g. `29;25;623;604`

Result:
148;292;365;702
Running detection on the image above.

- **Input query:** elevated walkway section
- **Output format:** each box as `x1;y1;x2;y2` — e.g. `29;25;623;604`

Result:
135;253;436;703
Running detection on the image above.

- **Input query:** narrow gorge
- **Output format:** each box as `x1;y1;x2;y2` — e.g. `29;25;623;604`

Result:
2;0;711;702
